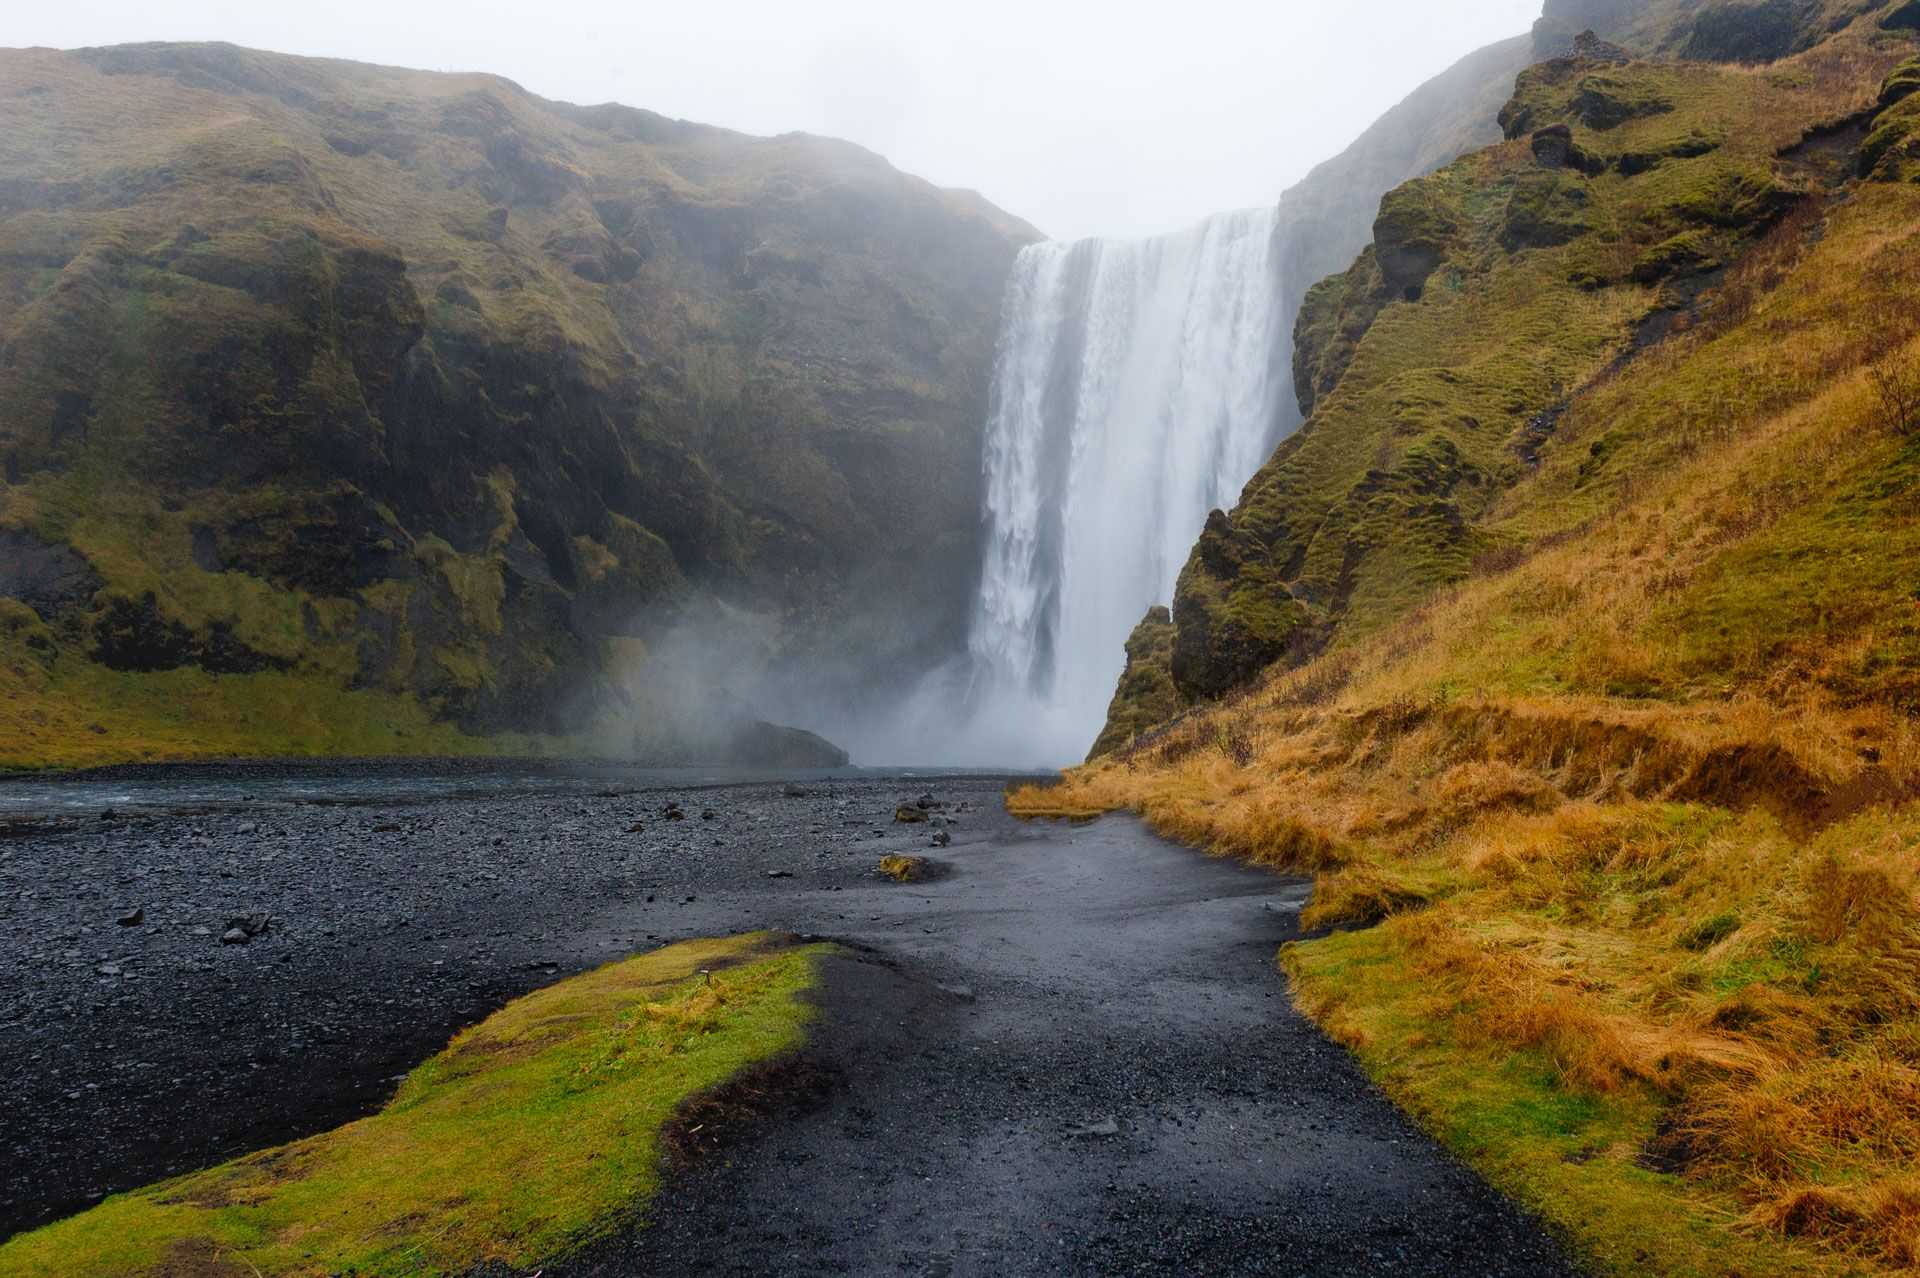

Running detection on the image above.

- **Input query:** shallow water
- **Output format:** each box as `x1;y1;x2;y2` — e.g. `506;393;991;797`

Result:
0;760;1035;818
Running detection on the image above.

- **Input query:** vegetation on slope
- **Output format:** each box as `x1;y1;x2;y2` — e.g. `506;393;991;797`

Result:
0;934;828;1277
0;43;1037;766
1048;9;1920;1274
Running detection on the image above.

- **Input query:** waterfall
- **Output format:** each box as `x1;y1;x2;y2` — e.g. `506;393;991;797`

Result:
961;207;1290;764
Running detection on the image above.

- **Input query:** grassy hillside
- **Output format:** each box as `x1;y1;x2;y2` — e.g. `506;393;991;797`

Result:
1046;5;1920;1274
0;43;1037;767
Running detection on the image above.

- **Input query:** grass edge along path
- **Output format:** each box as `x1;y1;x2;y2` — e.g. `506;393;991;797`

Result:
0;934;830;1278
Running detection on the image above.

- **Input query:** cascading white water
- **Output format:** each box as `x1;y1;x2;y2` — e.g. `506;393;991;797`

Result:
959;206;1290;764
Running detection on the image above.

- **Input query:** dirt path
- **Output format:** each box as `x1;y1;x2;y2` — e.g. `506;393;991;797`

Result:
0;773;1574;1274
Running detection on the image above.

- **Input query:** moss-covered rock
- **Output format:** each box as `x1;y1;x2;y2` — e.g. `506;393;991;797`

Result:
1087;606;1184;760
1631;228;1723;283
1501;171;1594;251
1291;248;1391;418
1373;180;1459;300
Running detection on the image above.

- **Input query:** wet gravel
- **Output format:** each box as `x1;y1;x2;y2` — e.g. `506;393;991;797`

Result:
0;771;1578;1274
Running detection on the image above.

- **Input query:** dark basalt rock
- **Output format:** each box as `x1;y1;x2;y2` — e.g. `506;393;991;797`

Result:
723;722;850;770
89;593;290;675
0;529;101;619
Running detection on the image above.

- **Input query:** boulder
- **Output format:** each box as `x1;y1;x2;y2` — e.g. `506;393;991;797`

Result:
724;721;850;769
1530;125;1605;176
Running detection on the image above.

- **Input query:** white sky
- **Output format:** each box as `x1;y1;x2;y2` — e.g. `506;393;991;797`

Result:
12;1;1543;241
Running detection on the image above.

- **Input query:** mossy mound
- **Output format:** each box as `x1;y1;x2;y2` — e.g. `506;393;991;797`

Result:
0;935;829;1277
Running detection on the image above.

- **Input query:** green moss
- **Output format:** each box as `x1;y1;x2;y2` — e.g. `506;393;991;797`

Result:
1088;606;1184;760
1631;229;1721;283
1500;171;1593;251
0;936;827;1277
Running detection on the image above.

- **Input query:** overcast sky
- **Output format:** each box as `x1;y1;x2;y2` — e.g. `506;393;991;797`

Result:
13;1;1543;241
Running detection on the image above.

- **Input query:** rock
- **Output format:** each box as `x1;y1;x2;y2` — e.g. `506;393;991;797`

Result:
724;722;850;769
190;926;211;937
94;963;122;977
1530;124;1604;175
0;528;103;620
878;855;932;883
782;783;809;798
661;804;686;821
116;907;144;927
932;830;952;848
626;821;646;834
225;912;272;940
1372;178;1458;300
767;870;794;879
1067;1117;1121;1138
701;808;717;820
220;928;249;946
894;805;929;825
914;793;943;811
937;982;975;1001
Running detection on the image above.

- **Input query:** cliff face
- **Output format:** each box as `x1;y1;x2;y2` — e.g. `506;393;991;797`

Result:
0;43;1038;764
1272;34;1536;416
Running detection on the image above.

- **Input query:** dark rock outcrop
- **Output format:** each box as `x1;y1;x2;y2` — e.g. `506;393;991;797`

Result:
0;529;100;619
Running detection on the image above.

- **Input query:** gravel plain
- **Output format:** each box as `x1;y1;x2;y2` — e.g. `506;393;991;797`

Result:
0;768;1577;1275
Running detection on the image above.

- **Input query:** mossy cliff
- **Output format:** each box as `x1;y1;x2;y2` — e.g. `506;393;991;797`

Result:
1053;3;1920;1274
0;43;1037;766
1173;18;1878;703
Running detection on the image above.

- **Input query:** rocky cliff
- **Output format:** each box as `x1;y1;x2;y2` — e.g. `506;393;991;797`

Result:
0;42;1038;765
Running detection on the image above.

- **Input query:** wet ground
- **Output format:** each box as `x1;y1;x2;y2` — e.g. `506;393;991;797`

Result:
0;770;1576;1275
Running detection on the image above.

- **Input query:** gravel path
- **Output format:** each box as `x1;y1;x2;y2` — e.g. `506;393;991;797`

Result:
0;771;1576;1275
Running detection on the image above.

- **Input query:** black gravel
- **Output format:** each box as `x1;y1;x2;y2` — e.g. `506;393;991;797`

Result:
0;771;1579;1275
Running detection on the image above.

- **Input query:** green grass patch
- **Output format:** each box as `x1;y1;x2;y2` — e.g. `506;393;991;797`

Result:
1284;926;1856;1278
0;935;830;1277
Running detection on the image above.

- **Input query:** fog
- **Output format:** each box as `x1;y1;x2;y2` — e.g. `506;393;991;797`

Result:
14;1;1539;240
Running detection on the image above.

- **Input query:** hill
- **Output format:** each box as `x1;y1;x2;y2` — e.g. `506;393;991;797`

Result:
0;42;1037;766
1044;2;1920;1273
